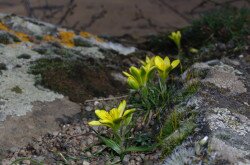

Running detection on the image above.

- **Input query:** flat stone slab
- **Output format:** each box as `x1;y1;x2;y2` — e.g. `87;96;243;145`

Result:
0;98;81;149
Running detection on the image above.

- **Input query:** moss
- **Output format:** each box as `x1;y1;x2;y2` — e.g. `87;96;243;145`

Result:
33;47;48;55
0;63;7;70
29;58;127;103
173;82;200;105
11;86;23;94
159;110;182;140
17;54;31;59
74;37;92;47
160;117;196;157
53;48;78;58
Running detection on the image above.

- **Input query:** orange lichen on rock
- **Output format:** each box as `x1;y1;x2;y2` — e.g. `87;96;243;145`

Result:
0;21;30;42
43;35;59;42
80;31;104;43
15;32;30;42
80;31;92;38
0;22;9;31
58;31;75;47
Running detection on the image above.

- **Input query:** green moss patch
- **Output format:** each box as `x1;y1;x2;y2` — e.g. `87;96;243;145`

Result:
11;86;23;94
30;58;127;103
160;116;196;157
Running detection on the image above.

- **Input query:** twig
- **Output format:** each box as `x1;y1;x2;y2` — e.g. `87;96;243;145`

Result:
57;0;77;25
84;95;128;103
58;152;68;164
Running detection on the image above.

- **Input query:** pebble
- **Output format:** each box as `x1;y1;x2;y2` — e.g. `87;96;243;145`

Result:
22;160;31;164
86;151;92;157
85;106;92;111
123;154;130;164
82;160;90;165
18;149;27;156
52;131;59;136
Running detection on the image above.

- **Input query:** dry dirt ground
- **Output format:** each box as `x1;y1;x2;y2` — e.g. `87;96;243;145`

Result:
0;0;249;38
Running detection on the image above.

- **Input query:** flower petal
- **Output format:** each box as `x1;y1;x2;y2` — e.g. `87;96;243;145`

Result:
88;120;103;126
123;109;136;118
110;108;120;120
118;100;126;116
164;56;171;67
154;56;165;71
129;66;142;83
95;110;111;120
171;59;180;69
123;71;132;78
127;76;140;90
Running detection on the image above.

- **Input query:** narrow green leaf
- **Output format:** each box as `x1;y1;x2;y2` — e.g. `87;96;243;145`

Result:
99;136;122;155
124;144;157;153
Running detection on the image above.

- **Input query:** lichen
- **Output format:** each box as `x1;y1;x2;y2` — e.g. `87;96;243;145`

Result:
11;86;23;94
207;108;249;136
58;31;76;47
43;35;59;43
0;22;30;42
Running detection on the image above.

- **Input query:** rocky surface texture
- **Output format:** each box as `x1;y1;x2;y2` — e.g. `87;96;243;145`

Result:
0;12;249;165
0;13;139;152
163;56;250;165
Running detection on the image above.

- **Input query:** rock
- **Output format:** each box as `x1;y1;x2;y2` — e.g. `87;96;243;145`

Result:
163;57;250;164
18;149;27;156
82;160;90;165
85;106;92;112
123;155;130;164
9;147;19;153
22;159;31;164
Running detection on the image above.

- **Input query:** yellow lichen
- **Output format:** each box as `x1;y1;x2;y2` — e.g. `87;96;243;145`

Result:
0;22;30;42
43;35;59;42
80;31;92;38
0;22;9;31
15;32;30;42
58;31;75;47
94;36;104;43
80;31;104;43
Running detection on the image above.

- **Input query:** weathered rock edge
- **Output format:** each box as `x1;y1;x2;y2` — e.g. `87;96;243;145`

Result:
163;56;249;165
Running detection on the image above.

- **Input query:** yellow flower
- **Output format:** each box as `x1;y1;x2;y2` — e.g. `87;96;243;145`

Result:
140;56;155;67
123;63;155;90
154;56;180;80
169;31;181;50
88;100;135;131
123;66;143;90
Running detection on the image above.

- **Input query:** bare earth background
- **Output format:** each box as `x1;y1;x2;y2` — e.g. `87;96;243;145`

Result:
0;0;249;38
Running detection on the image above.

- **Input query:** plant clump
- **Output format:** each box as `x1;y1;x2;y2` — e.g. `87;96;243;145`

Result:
87;44;198;163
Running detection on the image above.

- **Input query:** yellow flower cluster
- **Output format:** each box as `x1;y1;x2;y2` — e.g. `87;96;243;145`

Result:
123;56;180;90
